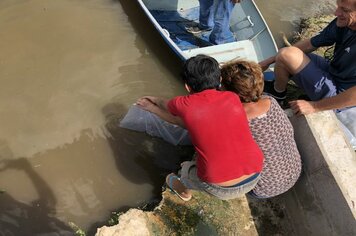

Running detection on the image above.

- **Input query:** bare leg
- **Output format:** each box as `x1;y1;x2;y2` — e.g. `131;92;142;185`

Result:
274;46;311;92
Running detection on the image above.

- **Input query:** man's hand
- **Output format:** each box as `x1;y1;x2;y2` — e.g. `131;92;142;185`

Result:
136;96;185;127
259;61;270;72
289;100;319;115
259;56;276;72
231;0;242;3
136;97;159;113
138;96;159;105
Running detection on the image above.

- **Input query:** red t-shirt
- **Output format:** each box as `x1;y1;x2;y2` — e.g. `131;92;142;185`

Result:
168;89;263;183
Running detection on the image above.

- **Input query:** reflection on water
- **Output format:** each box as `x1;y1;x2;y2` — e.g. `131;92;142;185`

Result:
0;0;140;158
0;0;337;234
255;0;335;46
0;0;192;234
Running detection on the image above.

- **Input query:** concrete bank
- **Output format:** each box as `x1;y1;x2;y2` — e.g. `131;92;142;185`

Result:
272;111;356;235
95;111;356;236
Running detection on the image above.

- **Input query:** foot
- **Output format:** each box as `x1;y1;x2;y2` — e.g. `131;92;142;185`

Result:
185;25;212;34
166;173;192;201
263;80;287;101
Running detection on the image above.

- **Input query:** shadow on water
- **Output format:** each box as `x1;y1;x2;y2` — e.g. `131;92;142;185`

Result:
86;103;194;235
101;102;194;192
85;1;194;233
0;148;73;235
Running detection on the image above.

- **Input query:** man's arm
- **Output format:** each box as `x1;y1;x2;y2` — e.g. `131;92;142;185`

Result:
136;96;185;128
292;38;316;53
289;86;356;115
259;39;317;71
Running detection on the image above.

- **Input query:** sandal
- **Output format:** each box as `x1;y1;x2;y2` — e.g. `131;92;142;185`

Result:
165;173;192;202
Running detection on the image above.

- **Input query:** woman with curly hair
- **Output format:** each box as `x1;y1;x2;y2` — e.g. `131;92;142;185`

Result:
221;60;302;198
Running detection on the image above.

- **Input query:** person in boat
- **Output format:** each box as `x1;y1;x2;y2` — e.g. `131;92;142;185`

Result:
220;60;302;198
188;0;242;45
136;55;264;201
259;0;356;145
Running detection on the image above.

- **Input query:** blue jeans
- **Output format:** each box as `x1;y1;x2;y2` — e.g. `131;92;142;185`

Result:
180;161;260;200
198;0;235;44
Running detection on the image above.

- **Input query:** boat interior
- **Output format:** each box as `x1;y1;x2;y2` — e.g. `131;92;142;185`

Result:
140;0;277;63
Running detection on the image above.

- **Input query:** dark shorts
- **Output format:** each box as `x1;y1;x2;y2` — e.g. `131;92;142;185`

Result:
291;53;338;101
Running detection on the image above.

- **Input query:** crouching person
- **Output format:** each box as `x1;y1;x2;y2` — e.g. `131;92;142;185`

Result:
221;60;302;198
137;55;264;201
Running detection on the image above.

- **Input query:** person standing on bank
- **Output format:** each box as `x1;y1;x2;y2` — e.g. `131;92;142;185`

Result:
188;0;242;45
259;0;356;113
136;55;264;201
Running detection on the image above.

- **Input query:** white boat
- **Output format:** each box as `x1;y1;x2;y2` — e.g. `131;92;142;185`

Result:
137;0;278;64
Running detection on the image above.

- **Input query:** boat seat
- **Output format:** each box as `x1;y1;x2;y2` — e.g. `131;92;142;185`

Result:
182;40;258;64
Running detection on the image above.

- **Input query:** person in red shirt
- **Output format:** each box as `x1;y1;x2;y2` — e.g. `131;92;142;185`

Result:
137;55;263;201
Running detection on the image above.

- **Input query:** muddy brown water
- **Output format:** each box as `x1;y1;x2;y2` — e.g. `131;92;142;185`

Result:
0;0;335;234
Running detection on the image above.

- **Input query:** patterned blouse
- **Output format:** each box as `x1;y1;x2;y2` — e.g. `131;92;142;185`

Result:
250;97;302;198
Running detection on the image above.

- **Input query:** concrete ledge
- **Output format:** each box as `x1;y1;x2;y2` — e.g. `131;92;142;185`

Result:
306;111;356;216
95;209;150;236
96;111;356;235
275;111;356;235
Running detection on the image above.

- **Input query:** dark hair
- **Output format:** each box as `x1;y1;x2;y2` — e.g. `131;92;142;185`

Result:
181;55;221;92
221;60;264;103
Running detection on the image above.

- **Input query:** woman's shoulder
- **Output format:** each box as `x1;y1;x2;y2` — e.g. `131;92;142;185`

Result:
249;96;291;125
263;96;286;114
244;97;271;120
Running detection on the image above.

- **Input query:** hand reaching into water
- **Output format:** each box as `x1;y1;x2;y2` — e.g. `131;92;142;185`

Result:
136;96;185;127
138;96;159;105
136;97;159;113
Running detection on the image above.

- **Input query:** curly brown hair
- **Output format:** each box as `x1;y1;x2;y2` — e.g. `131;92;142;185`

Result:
221;60;264;103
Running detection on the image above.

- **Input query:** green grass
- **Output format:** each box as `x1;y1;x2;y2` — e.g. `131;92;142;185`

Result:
68;222;86;236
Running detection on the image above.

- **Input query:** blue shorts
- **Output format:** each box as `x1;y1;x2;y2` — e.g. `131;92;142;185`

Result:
291;53;338;101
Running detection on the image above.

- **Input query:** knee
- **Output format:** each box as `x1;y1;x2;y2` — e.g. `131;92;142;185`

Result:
276;46;304;64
